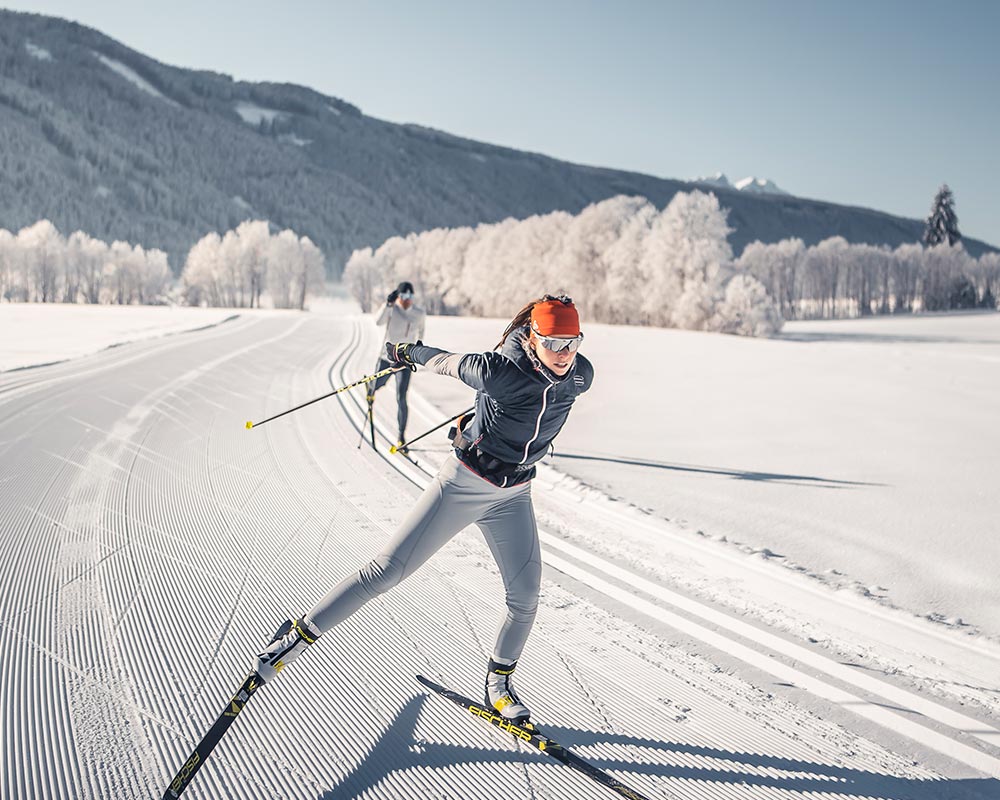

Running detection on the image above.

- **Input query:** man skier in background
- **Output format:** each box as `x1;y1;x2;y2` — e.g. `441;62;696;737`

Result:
369;281;425;451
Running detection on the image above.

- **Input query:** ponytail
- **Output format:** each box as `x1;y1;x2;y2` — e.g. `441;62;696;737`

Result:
495;294;572;349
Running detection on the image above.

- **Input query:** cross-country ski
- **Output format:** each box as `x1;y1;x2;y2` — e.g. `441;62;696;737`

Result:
416;674;655;800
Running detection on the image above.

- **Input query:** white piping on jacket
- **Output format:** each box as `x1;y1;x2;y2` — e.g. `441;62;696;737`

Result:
521;383;550;464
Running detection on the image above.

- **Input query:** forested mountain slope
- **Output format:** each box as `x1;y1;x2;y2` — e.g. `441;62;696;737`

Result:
1;10;994;273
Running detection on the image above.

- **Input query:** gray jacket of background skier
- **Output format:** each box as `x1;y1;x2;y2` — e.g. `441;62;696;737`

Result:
375;302;426;345
408;326;593;467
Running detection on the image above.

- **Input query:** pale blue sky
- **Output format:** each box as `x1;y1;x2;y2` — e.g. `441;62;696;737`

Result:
6;1;999;245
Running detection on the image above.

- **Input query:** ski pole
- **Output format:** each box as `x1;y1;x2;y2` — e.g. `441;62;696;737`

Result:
245;364;407;430
389;407;474;454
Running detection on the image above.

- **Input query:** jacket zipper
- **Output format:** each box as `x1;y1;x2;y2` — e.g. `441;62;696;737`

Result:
521;383;550;464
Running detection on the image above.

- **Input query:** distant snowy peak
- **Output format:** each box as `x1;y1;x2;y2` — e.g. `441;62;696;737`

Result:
692;172;733;189
734;176;790;196
691;172;789;197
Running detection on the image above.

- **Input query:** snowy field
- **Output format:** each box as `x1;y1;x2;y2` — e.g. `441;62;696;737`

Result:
0;303;242;371
412;310;1000;643
1;301;999;799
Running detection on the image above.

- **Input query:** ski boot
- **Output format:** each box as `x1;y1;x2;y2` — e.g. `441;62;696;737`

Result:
485;657;531;723
255;617;320;683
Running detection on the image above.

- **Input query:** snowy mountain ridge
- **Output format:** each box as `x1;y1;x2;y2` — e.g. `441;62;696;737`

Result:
691;171;790;196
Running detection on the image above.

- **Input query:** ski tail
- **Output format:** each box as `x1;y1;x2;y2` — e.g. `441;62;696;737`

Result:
416;674;655;800
162;671;263;799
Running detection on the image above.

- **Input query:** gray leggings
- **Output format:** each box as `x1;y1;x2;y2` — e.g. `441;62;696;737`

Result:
307;452;542;662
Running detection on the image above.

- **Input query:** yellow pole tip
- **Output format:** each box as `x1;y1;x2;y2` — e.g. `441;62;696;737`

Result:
245;421;253;429
389;446;397;454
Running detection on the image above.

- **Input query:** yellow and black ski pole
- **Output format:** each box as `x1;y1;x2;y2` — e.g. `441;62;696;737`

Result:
245;364;406;430
390;407;474;455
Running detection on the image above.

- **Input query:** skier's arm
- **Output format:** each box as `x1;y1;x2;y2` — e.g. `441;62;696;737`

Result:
375;304;391;326
400;344;502;393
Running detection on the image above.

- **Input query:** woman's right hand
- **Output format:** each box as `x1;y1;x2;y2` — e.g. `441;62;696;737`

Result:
385;341;419;370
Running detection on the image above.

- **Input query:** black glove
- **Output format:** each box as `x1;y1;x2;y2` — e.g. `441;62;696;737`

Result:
386;289;399;305
385;341;419;371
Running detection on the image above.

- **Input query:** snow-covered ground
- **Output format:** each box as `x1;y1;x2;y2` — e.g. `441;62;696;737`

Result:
2;301;999;799
411;310;1000;644
0;303;242;371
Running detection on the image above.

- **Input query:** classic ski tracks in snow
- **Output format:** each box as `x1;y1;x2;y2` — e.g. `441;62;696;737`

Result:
3;313;999;800
330;318;1000;783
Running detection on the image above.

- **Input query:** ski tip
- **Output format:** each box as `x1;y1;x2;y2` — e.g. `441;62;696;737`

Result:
245;420;253;430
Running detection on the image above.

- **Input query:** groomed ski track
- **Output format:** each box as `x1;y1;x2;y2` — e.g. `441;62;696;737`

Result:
1;311;998;799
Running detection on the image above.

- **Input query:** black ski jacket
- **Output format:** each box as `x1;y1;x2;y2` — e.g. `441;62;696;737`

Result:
409;327;593;482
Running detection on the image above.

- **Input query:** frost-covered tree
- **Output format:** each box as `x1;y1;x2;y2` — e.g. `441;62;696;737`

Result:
712;274;783;336
977;252;1000;310
416;225;475;314
458;217;520;316
923;184;961;246
104;241;145;305
343;246;379;313
181;232;223;306
891;243;923;313
341;192;787;335
181;221;322;309
236;220;270;309
638;191;733;329
66;231;109;304
552;196;648;321
603;200;657;325
18;220;64;302
294;236;326;310
0;228;16;301
138;249;172;305
736;238;805;319
920;242;974;311
266;230;302;309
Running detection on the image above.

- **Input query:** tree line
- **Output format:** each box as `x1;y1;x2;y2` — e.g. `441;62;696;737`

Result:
0;218;325;310
344;189;998;334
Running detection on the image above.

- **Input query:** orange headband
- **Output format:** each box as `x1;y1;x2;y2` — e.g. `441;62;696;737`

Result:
530;299;580;337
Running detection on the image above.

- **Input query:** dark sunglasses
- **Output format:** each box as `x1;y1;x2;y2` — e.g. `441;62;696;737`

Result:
535;332;584;353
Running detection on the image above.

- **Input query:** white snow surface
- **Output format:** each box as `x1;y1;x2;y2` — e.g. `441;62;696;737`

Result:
691;173;789;195
233;101;286;126
2;301;999;799
25;40;53;61
0;304;239;371
92;52;179;106
734;176;790;195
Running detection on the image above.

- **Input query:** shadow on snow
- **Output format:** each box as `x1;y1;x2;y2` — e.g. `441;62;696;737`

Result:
313;694;998;800
550;451;884;489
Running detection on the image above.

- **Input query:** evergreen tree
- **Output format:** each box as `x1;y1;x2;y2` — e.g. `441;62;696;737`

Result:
923;184;962;246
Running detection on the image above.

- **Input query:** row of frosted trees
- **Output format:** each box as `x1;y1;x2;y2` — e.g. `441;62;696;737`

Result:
344;192;999;333
738;237;1000;319
0;220;171;305
345;192;785;336
179;220;325;310
0;219;326;310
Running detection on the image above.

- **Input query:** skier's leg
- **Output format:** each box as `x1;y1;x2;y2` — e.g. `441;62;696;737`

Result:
477;486;541;721
305;453;486;632
370;357;393;397
394;367;412;445
256;455;484;681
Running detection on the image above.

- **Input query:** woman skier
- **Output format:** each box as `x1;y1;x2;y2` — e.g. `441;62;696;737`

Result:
256;294;593;722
